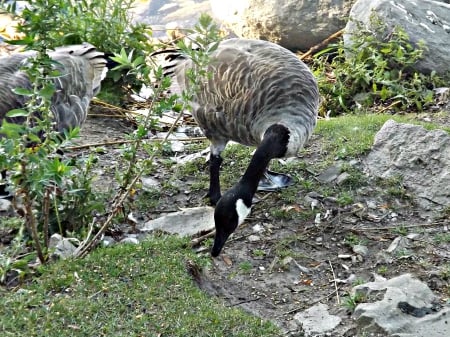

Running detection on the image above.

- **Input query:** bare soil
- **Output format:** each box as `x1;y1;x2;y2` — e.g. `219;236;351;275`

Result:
72;105;450;336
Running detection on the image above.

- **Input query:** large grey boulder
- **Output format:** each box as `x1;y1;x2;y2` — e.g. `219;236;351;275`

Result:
352;274;450;337
210;0;355;51
364;119;450;213
130;0;213;39
344;0;450;76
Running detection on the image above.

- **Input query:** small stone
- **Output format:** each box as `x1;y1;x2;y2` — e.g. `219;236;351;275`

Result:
353;244;369;257
282;256;293;266
141;176;160;190
316;165;342;183
120;237;139;245
252;224;264;233
294;303;342;336
0;198;11;212
170;140;185;152
102;236;116;247
247;235;260;242
336;172;351;185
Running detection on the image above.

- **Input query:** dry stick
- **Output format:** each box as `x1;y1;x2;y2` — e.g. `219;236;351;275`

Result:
377;100;403;113
328;259;340;305
299;29;344;61
76;104;188;258
352;221;445;231
91;98;132;114
191;230;216;247
279;289;338;317
65;136;207;151
42;187;50;249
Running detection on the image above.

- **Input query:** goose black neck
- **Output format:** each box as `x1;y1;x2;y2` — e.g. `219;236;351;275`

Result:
239;124;290;195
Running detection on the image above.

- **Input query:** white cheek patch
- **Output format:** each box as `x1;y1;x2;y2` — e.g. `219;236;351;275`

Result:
236;199;251;225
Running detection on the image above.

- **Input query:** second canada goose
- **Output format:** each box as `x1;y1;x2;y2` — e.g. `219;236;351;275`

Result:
0;43;107;196
0;43;107;135
157;38;319;256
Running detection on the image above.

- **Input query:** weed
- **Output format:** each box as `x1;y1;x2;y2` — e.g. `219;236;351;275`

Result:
377;265;388;275
392;225;408;236
440;264;450;280
337;191;354;206
252;249;266;258
434;233;450;244
343;292;366;312
239;261;253;274
344;233;362;246
313;12;446;116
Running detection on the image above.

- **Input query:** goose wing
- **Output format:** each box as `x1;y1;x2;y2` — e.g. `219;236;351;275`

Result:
0;43;107;134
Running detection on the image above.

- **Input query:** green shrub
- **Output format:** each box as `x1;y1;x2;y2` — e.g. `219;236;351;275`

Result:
313;12;445;116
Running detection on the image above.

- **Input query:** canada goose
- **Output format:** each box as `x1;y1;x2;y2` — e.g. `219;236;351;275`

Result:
0;43;107;135
157;38;319;256
0;43;107;195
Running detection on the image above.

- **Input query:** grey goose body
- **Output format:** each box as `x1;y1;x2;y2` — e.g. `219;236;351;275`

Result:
0;43;107;197
0;43;107;135
159;38;319;256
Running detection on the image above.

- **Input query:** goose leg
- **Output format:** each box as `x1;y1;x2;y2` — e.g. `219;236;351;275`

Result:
207;153;222;205
257;169;293;192
206;141;227;206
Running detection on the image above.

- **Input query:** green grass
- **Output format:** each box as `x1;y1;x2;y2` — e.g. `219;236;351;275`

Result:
0;236;279;337
315;114;450;159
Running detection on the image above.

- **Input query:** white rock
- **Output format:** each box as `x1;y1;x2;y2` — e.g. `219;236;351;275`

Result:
294;303;342;336
139;206;215;237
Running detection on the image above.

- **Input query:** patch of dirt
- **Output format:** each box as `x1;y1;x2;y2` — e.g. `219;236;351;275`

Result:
69;103;450;336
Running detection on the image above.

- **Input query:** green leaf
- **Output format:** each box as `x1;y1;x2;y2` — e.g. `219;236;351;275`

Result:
11;87;34;96
6;109;29;118
38;84;56;101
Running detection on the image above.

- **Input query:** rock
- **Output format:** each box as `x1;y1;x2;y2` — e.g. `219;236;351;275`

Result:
131;0;213;39
210;0;355;51
0;198;11;212
141;176;161;191
293;303;342;336
353;244;369;257
344;0;450;76
352;274;450;337
364;120;450;213
316;164;342;183
247;235;260;242
49;234;77;259
386;236;410;253
120;237;140;245
336;172;351;185
139;206;215;237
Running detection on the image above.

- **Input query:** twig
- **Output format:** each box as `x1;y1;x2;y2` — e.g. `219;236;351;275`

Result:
279;289;338;317
65;136;207;151
75;103;189;258
227;297;262;307
299;29;344;60
91;98;132;114
377;100;403;113
328;259;340;305
191;230;215;247
352;221;444;231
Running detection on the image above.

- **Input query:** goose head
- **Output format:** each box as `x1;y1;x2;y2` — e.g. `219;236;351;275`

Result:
211;183;252;257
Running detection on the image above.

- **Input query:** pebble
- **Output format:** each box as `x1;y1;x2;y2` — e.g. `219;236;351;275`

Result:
352;244;369;257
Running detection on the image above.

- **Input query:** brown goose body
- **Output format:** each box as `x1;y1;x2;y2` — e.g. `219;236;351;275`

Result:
159;38;319;256
0;43;107;134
